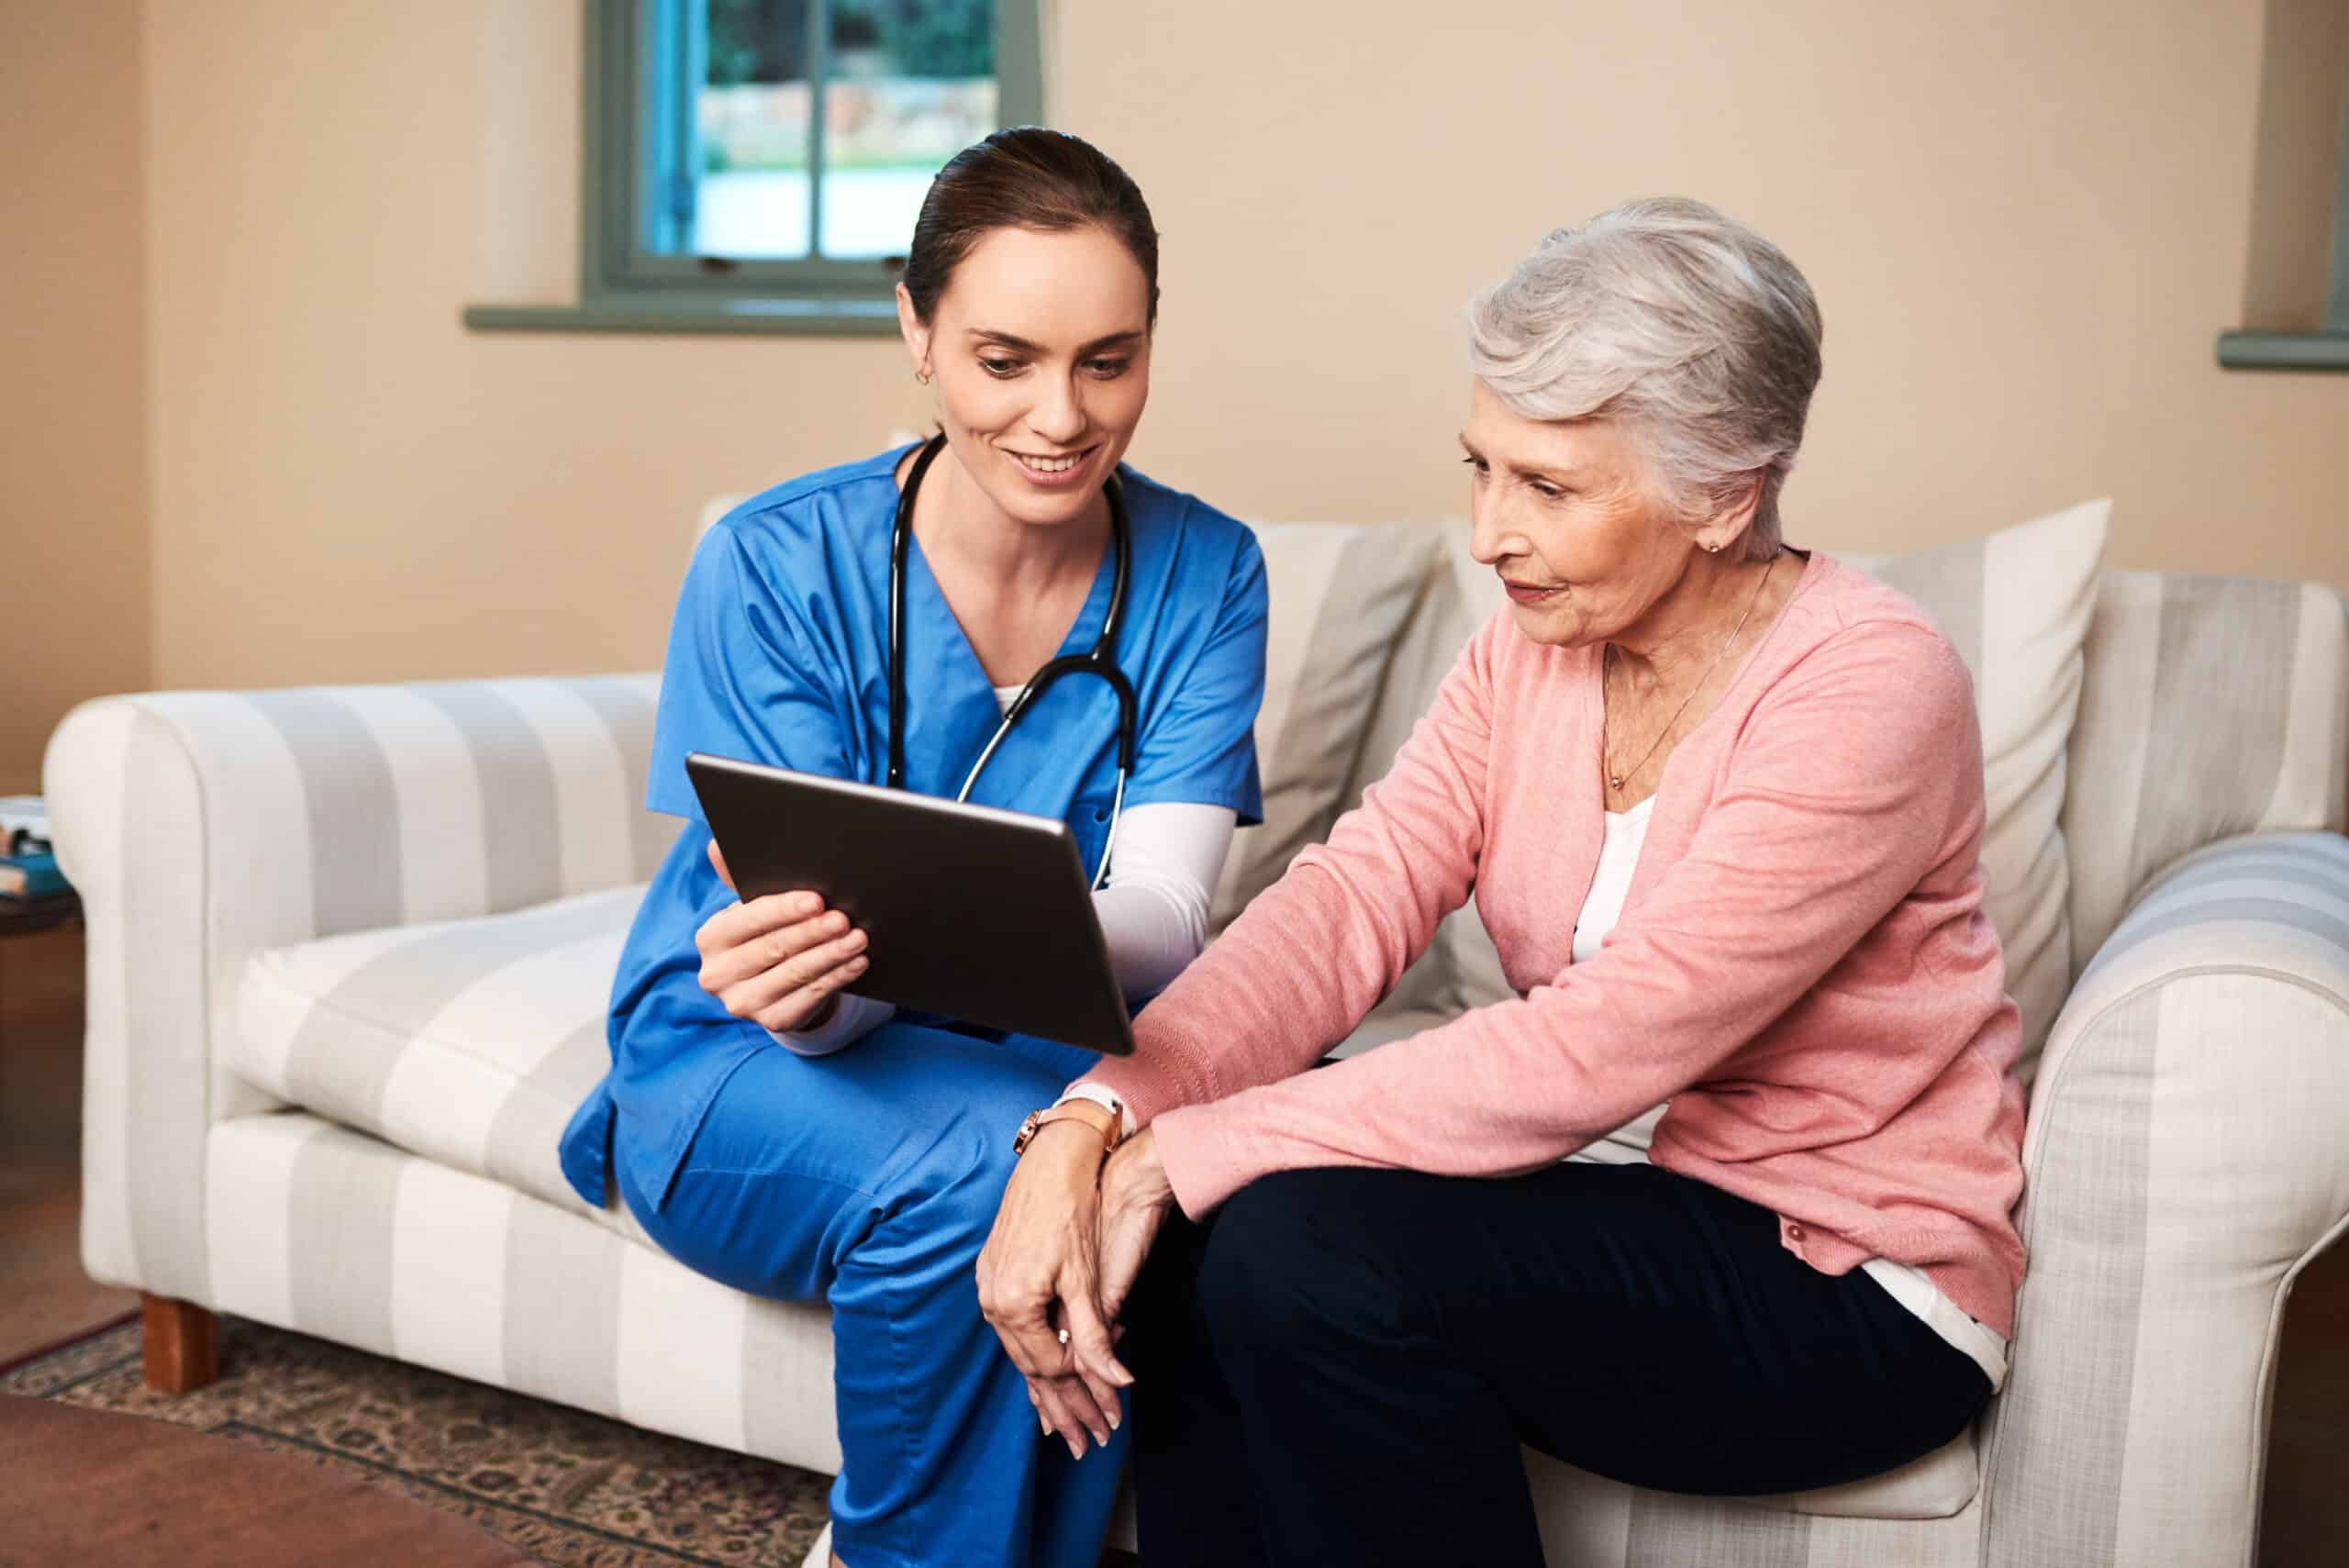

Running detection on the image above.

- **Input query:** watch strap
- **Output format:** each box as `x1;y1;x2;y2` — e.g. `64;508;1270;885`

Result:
1014;1096;1125;1158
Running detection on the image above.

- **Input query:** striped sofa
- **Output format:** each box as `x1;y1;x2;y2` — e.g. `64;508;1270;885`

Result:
49;514;2349;1568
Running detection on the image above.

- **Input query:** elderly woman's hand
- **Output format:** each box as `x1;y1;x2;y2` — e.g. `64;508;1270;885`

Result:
976;1124;1133;1460
1095;1128;1176;1328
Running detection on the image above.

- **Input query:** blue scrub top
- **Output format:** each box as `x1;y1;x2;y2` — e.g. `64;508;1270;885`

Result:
558;444;1269;1213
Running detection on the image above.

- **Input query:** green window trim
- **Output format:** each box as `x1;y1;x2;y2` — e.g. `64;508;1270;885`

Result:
2215;331;2349;371
465;0;1043;338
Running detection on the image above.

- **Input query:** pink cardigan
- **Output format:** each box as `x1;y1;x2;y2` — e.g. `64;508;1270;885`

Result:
1084;550;2030;1336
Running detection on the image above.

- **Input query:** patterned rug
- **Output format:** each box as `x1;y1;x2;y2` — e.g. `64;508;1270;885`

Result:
2;1313;832;1566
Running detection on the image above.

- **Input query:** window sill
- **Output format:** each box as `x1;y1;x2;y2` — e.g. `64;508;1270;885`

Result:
462;295;901;338
2215;330;2349;371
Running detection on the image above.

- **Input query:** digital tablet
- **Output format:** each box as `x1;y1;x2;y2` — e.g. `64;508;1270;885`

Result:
685;752;1135;1056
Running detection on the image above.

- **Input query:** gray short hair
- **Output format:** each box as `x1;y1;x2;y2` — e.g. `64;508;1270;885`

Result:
1465;197;1822;562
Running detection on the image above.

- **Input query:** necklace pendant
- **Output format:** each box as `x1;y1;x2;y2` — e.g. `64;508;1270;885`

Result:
1609;774;1623;791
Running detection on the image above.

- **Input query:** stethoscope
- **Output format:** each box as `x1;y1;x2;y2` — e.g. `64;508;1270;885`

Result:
888;432;1138;890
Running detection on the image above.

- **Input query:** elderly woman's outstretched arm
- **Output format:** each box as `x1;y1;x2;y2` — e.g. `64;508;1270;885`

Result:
1085;607;1989;1218
1081;622;1500;1120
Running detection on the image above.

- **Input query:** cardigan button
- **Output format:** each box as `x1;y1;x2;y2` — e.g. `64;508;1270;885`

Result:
1787;1223;1806;1241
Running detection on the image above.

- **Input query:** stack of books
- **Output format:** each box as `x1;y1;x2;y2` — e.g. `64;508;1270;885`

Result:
1;795;69;901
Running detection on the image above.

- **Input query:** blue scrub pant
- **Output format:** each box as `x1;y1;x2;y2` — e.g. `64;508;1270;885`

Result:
615;1023;1125;1568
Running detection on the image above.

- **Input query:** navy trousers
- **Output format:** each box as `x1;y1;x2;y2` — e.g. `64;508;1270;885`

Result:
1121;1161;1994;1567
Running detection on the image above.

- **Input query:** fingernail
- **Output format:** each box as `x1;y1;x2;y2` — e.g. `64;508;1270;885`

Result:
1040;1415;1052;1435
1107;1411;1121;1432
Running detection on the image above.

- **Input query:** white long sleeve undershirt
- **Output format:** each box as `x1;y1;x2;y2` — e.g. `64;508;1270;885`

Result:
773;686;1236;1057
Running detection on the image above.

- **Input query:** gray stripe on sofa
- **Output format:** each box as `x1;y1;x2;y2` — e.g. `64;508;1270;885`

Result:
1980;987;2157;1565
564;675;673;881
2154;850;2349;899
2132;577;2298;896
2109;894;2349;960
504;1194;628;1418
484;1017;616;1214
411;681;566;914
246;689;406;937
288;1121;408;1348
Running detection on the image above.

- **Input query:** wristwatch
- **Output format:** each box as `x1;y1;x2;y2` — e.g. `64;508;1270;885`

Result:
1013;1097;1126;1160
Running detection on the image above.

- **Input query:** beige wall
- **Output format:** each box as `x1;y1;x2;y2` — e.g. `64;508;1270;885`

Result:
0;0;150;794
115;0;2349;695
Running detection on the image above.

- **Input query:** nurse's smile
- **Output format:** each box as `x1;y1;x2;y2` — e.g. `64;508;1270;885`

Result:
1008;444;1099;488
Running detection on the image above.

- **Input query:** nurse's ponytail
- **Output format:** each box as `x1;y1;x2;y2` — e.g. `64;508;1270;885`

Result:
900;128;1160;327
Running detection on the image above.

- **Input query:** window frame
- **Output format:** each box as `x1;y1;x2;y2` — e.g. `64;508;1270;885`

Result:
468;0;1043;337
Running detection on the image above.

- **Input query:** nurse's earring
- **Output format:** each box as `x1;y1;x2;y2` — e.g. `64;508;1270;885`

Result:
914;366;933;386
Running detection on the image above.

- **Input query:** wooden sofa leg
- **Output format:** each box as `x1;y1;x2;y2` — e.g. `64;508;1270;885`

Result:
140;1294;219;1394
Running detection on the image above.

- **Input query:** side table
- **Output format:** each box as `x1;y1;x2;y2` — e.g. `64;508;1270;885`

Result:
0;889;83;1083
0;890;80;939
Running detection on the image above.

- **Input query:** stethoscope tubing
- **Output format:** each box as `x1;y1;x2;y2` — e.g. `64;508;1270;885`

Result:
888;432;1138;889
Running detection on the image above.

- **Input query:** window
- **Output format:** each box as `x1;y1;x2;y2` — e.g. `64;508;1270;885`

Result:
469;0;1043;336
2219;111;2349;371
2217;6;2349;372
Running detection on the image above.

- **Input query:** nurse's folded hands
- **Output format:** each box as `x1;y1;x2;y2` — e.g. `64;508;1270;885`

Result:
696;840;872;1034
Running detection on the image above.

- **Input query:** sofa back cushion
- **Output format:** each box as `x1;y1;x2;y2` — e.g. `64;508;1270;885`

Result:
2062;571;2349;971
1206;520;1445;929
1345;502;2110;1079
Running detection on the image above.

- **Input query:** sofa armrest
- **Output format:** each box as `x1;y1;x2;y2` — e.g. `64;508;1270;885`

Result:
45;674;670;1300
1980;830;2349;1568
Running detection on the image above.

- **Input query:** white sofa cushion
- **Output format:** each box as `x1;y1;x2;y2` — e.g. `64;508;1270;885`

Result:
232;884;643;1218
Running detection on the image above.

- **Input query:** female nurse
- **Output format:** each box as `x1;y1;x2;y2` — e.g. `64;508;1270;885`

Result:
555;128;1269;1568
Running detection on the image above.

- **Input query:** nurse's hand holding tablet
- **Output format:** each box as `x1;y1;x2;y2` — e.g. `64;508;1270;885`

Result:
695;840;868;1034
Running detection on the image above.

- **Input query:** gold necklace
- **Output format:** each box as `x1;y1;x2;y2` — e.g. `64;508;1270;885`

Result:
1604;550;1780;795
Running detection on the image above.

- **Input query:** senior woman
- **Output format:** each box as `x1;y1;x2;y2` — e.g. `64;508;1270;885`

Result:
975;197;2027;1566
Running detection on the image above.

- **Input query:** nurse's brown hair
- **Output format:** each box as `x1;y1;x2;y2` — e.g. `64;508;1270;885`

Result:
899;128;1160;327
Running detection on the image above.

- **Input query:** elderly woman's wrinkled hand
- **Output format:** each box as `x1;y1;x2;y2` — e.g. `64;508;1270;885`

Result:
976;1124;1133;1460
1094;1128;1176;1329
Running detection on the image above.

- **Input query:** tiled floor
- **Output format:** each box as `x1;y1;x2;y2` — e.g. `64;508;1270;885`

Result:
2;925;2343;1561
